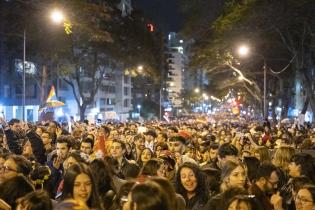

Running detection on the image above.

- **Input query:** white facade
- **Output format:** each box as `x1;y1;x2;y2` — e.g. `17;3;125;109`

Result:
118;0;133;17
166;32;185;108
57;67;133;122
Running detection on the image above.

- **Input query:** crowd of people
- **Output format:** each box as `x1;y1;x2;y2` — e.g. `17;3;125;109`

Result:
0;115;315;210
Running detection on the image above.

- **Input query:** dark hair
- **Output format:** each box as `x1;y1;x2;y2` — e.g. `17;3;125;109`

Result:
30;164;51;190
222;188;262;210
62;163;103;209
175;162;208;203
111;180;136;210
81;137;94;149
100;125;111;136
0;175;34;209
154;142;169;152
112;139;126;151
158;132;168;140
209;142;219;150
290;153;315;183
140;158;163;176
169;135;186;145
89;159;113;209
25;132;47;164
242;156;260;182
18;190;52;210
130;181;171;210
255;163;277;181
134;134;145;142
168;126;178;133
56;135;73;149
9;155;32;177
218;143;238;158
123;163;140;179
8;118;20;126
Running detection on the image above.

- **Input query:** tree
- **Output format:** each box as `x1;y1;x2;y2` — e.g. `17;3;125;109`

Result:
179;0;315;119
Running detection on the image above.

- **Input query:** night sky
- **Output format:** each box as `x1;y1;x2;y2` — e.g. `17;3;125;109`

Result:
134;0;183;33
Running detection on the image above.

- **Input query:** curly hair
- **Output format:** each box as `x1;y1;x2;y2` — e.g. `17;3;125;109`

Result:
175;162;208;203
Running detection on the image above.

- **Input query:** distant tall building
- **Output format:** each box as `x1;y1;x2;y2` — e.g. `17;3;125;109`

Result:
166;32;185;108
118;0;133;17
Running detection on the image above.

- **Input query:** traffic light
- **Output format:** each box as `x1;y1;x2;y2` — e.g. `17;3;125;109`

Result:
147;23;154;32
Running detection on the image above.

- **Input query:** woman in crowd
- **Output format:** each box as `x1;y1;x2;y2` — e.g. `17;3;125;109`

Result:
253;146;271;163
206;161;247;210
272;146;295;173
288;153;315;183
0;154;32;183
90;158;115;209
138;158;166;181
175;162;208;210
123;181;171;210
110;180;136;210
138;148;153;168
151;176;186;210
61;162;104;210
295;185;315;210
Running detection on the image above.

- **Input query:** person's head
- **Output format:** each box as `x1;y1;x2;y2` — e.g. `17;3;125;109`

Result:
295;185;315;210
62;163;102;209
80;138;94;155
41;130;52;150
150;177;178;210
175;162;207;201
123;181;171;210
98;125;111;137
218;143;238;168
110;140;126;160
156;132;167;144
223;194;261;210
221;161;246;191
145;130;157;143
289;153;315;183
253;146;271;163
272;146;295;171
140;158;166;177
0;175;34;209
140;148;153;165
154;142;168;157
89;159;112;197
255;163;279;194
0;155;32;182
29;165;51;191
168;135;186;154
209;143;219;161
22;136;46;164
134;135;145;151
8;118;22;133
63;151;87;171
242;156;260;183
167;127;178;137
56;135;72;159
16;190;52;210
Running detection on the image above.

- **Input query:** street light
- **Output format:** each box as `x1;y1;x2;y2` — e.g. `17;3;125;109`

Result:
194;88;200;93
238;45;267;118
137;104;141;117
50;9;65;24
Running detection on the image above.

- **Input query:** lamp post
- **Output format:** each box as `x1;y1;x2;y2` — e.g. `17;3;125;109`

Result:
238;45;267;118
137;104;141;117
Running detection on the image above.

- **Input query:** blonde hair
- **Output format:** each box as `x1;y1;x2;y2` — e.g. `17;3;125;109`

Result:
253;146;271;164
272;146;295;171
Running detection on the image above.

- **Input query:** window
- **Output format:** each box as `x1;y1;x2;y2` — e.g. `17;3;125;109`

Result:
124;99;129;107
124;75;130;84
106;98;115;105
4;85;10;98
124;87;129;96
100;98;106;107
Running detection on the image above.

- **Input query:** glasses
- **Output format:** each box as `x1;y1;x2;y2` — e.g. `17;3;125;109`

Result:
295;195;313;204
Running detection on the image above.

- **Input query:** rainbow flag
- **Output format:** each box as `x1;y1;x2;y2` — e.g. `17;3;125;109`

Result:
46;85;56;102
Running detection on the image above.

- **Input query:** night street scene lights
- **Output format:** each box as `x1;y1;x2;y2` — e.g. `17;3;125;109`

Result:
50;9;65;24
237;44;267;118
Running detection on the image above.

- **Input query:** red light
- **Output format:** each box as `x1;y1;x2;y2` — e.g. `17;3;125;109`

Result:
147;23;154;32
